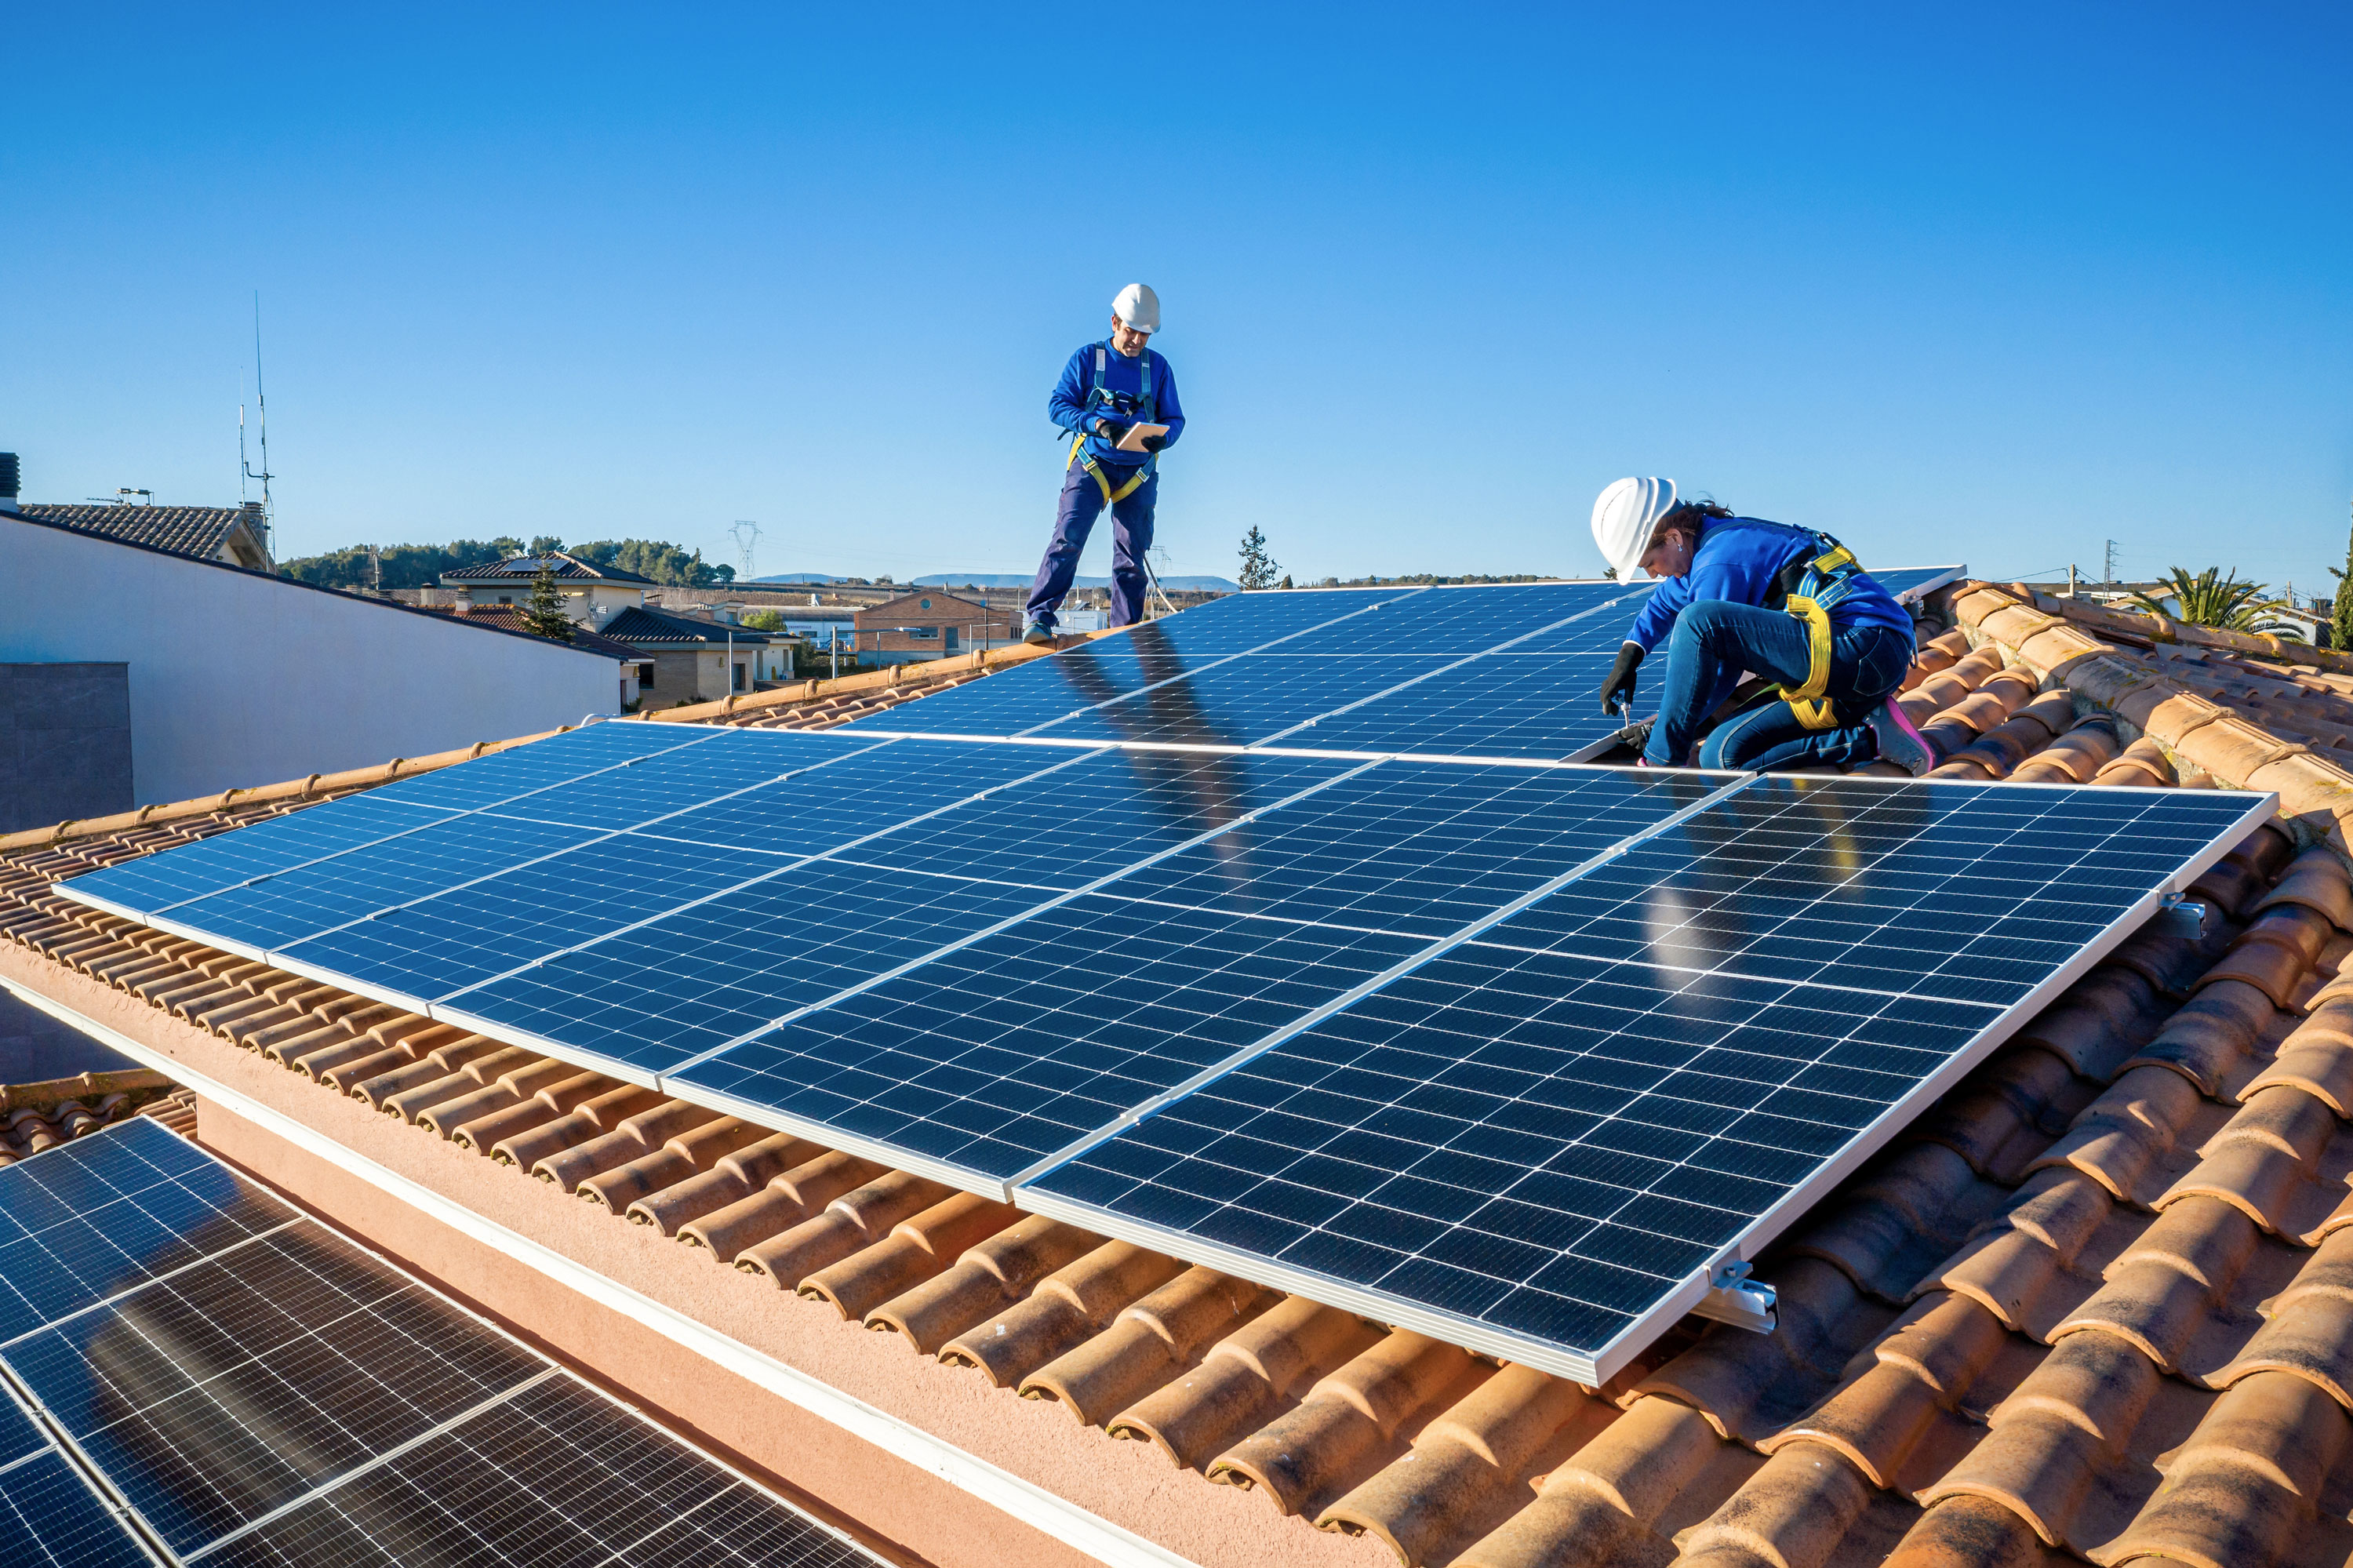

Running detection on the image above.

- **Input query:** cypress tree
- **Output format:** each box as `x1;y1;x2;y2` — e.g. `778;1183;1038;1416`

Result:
523;558;576;642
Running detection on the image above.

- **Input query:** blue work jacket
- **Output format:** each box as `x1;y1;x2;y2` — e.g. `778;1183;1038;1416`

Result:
1625;515;1915;653
1049;341;1186;471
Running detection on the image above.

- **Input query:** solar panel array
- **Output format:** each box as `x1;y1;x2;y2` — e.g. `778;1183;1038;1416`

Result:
53;569;2278;1383
0;1119;882;1566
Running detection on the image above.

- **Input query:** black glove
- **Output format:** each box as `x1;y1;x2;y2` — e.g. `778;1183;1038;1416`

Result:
1601;642;1644;715
1096;420;1129;444
1140;435;1166;453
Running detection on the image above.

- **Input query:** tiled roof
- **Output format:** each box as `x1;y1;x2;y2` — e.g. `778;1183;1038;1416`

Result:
5;593;2352;1566
442;551;657;584
15;503;264;565
0;1068;187;1166
416;603;648;659
599;605;780;646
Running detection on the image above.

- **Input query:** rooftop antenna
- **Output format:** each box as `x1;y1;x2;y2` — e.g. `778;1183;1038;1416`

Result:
242;293;275;557
729;519;762;584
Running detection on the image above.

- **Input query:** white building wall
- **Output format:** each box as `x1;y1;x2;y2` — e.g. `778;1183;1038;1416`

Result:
1;518;623;806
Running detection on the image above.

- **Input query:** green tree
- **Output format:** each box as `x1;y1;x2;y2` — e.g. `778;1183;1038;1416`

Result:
529;535;564;555
2130;566;2285;633
740;609;785;631
1238;526;1279;591
569;539;736;587
522;559;575;642
2329;509;2353;653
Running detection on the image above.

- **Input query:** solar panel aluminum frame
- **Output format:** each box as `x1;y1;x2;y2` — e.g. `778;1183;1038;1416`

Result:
0;1376;168;1565
1013;778;2280;1388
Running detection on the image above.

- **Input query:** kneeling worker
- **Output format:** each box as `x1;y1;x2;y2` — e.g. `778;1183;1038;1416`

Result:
1025;283;1187;645
1589;477;1936;773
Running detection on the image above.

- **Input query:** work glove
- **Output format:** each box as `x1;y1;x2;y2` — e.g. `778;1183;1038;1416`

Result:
1140;435;1167;453
1095;419;1130;443
1600;642;1644;715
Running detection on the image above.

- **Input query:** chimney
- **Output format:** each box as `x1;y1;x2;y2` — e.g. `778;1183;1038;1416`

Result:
0;453;18;511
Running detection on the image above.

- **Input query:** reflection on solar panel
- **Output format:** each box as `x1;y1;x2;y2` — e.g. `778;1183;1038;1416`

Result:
0;1120;879;1567
1021;778;2270;1381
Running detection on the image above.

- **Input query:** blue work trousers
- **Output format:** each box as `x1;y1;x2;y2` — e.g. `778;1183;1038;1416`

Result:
1027;460;1158;631
1646;599;1914;770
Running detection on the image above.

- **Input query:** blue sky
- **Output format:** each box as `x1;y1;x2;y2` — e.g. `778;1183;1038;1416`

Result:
6;5;2348;592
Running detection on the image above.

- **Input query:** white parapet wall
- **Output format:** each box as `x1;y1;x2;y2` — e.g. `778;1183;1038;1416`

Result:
1;515;625;806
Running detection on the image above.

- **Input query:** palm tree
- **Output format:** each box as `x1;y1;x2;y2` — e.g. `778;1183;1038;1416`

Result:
2130;567;2284;633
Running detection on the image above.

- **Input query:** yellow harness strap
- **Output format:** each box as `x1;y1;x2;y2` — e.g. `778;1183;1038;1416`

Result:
1782;594;1840;731
1070;436;1151;504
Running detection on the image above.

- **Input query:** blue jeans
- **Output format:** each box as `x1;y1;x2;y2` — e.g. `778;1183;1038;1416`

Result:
1645;599;1914;769
1027;460;1158;630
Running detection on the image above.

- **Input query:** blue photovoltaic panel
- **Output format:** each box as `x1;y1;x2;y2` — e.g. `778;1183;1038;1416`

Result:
635;737;1082;856
0;1120;880;1566
1478;776;2256;1007
1035;655;1434;748
0;1450;156;1566
479;726;886;828
157;813;600;955
1866;566;1962;602
856;638;1227;738
845;747;1358;887
0;1118;292;1344
1121;586;1405;655
1492;606;1663;656
1022;778;2270;1381
274;831;800;1005
443;860;1054;1073
1278;656;1631;759
1105;763;1718;938
0;1391;45;1470
1273;583;1636;656
675;892;1432;1184
357;719;727;813
55;791;458;921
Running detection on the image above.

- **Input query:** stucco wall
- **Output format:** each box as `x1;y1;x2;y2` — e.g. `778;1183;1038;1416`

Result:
0;516;622;805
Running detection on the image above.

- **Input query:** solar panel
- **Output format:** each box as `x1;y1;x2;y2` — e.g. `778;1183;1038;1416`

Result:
0;1120;880;1567
1019;777;2270;1383
0;1448;158;1566
1268;654;1631;760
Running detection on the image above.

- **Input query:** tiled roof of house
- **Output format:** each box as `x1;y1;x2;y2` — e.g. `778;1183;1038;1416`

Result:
0;1068;192;1166
14;502;265;565
442;551;658;584
5;591;2353;1566
416;602;648;660
600;604;780;646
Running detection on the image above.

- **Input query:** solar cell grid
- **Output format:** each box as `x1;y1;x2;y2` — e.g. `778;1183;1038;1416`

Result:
1114;585;1404;655
156;813;601;957
1103;762;1719;937
1271;581;1633;656
478;728;883;828
275;831;798;1007
852;641;1218;738
0;1121;883;1568
0;1449;156;1566
1480;776;2252;1006
1276;654;1631;759
442;859;1049;1074
56;793;460;923
355;719;725;814
1035;655;1435;747
674;892;1431;1185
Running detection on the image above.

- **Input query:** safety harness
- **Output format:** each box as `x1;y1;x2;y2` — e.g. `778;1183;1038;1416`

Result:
1067;341;1158;504
1769;532;1867;731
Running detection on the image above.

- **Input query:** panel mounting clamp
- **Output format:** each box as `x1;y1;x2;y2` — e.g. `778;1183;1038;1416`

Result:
2158;891;2213;939
1694;1261;1777;1334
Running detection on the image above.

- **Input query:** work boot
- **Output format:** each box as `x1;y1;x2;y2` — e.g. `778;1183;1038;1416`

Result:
1023;625;1056;647
1867;699;1936;777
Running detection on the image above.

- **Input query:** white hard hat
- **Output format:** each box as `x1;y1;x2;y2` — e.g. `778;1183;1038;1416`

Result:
1112;282;1161;334
1591;477;1678;580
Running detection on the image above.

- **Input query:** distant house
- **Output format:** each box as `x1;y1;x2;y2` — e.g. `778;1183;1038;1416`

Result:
600;605;787;704
13;500;274;572
853;591;1019;666
439;553;655;628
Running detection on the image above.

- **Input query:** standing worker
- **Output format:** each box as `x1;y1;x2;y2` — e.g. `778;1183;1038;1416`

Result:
1024;284;1187;646
1589;477;1937;774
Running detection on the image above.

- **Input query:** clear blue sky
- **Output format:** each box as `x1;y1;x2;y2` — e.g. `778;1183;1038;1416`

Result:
7;5;2348;592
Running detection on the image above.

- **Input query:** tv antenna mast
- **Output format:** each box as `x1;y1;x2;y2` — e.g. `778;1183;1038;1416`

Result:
729;519;762;584
240;293;276;557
